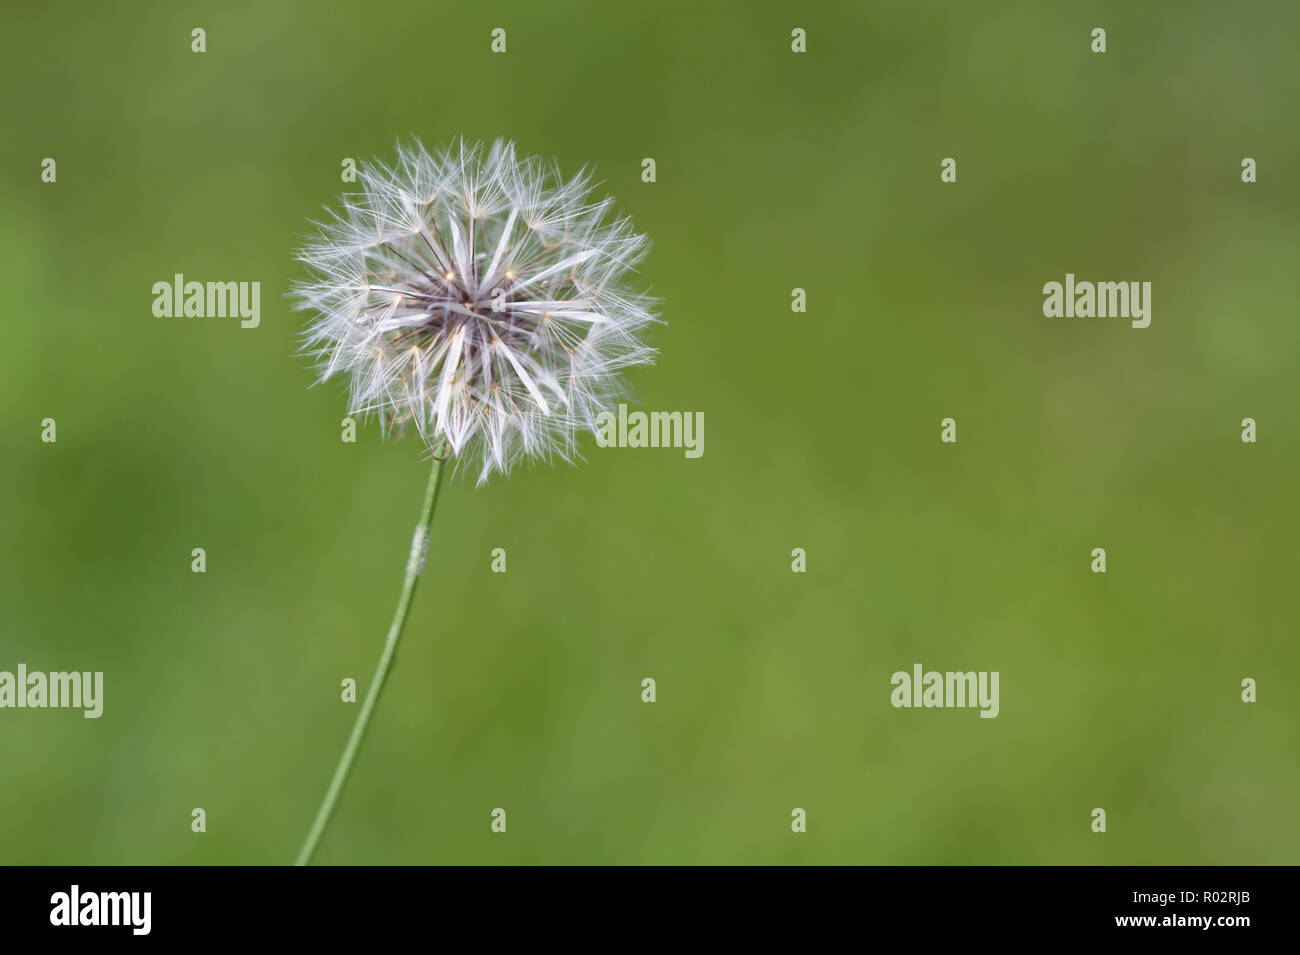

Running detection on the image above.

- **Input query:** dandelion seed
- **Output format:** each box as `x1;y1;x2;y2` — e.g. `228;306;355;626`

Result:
294;138;659;483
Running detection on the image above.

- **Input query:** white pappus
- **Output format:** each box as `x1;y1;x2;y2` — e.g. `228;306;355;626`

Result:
294;138;659;484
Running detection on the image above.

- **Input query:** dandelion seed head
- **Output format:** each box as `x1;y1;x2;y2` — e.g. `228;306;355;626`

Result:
294;138;659;484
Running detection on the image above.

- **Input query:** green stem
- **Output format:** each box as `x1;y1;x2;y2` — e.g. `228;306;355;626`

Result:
295;454;447;866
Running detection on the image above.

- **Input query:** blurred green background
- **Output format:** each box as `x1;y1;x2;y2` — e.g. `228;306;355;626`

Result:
1;0;1296;864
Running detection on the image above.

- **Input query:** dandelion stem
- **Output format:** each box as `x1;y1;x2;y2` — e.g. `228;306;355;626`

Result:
295;454;447;865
